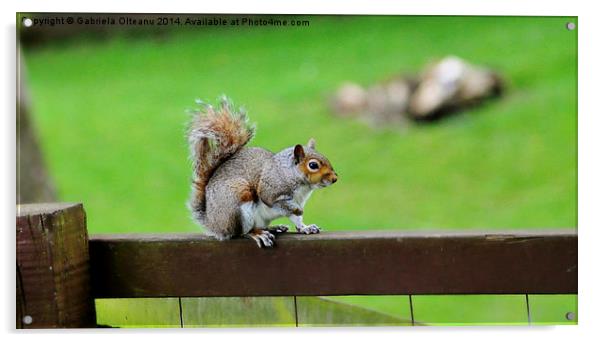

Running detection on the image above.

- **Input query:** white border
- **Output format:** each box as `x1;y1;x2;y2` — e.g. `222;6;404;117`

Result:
5;0;582;16
3;1;600;341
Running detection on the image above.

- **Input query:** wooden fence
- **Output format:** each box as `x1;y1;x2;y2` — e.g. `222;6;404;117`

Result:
16;202;578;328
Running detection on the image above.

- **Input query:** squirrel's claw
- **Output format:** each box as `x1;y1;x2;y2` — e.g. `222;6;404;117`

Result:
267;224;289;234
246;229;276;248
297;224;321;235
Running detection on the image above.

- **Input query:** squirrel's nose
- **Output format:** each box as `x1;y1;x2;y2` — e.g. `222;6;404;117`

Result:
332;175;338;183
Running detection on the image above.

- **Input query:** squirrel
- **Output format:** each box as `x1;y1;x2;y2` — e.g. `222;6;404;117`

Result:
187;96;338;248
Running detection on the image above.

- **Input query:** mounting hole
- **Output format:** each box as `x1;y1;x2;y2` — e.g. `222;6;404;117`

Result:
566;22;576;31
565;311;575;321
22;315;33;325
22;17;33;28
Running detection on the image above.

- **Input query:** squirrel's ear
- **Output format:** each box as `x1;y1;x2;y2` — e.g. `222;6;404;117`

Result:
307;138;316;149
294;144;305;164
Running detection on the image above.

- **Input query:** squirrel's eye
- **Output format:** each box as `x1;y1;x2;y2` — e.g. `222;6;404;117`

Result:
308;160;320;171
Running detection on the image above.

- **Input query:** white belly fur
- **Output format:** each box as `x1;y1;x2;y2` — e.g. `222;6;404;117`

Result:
294;185;314;207
254;201;286;227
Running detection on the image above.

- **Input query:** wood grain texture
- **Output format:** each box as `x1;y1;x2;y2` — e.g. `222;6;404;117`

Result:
89;229;577;298
16;203;96;328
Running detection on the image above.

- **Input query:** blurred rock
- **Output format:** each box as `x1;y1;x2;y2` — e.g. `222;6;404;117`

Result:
408;56;504;119
332;78;413;127
331;82;367;117
331;56;504;126
364;79;412;126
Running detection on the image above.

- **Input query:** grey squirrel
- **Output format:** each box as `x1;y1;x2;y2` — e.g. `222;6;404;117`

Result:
187;96;338;248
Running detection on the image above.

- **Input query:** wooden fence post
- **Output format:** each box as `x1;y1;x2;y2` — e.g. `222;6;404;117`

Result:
16;203;96;328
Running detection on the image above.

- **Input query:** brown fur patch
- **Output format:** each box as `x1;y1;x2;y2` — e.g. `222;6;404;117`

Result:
192;180;205;191
194;139;211;180
233;180;257;203
249;227;263;235
192;180;207;204
239;187;256;202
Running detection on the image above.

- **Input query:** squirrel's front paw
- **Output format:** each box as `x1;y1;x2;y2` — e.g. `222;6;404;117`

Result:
267;224;289;234
297;224;321;234
245;229;276;248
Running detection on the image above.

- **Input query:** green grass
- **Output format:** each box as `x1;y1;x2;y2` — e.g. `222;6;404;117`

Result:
528;294;578;325
22;15;577;326
411;295;529;326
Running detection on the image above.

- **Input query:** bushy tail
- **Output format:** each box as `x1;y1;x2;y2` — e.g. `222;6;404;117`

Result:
187;96;255;224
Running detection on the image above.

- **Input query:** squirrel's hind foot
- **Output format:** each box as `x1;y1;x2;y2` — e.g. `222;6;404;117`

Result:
245;228;276;248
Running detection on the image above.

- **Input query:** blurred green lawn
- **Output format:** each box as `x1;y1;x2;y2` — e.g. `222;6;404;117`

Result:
22;15;577;326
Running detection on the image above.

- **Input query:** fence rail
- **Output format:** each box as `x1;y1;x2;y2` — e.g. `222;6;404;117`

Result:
89;229;577;298
16;203;578;328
